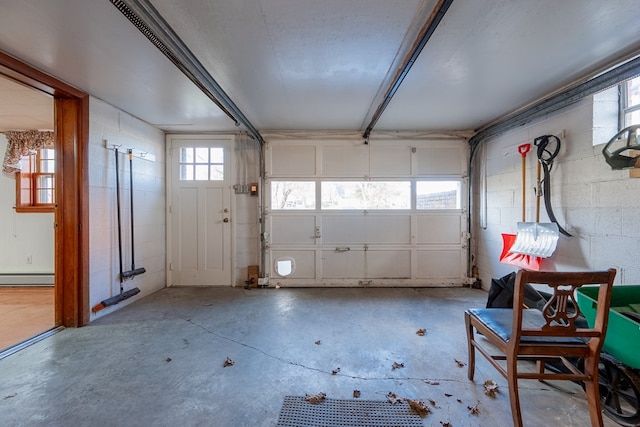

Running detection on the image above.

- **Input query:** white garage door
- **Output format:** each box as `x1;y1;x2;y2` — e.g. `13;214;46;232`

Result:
265;137;469;287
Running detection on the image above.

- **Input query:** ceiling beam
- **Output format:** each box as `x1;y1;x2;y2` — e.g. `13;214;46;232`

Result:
362;0;454;140
110;0;265;145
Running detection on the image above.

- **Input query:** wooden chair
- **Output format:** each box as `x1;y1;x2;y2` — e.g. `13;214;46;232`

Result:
465;269;616;426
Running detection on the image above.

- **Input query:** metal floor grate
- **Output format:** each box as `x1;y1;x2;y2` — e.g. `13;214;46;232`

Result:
276;396;424;427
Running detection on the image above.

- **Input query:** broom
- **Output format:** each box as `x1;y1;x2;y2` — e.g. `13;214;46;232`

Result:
92;148;142;313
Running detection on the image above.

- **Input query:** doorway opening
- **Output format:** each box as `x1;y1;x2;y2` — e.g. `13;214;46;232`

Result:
0;51;89;354
0;76;55;351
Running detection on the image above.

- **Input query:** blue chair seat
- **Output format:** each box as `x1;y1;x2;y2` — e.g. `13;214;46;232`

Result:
466;308;585;344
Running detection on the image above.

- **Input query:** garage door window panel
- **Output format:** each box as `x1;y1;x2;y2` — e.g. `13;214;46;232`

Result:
321;181;410;210
416;180;461;210
271;181;316;210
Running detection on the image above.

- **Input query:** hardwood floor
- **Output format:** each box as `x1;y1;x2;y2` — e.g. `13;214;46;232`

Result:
0;287;55;350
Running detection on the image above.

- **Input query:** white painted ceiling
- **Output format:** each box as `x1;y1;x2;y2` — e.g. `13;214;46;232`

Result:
0;76;53;131
0;0;639;134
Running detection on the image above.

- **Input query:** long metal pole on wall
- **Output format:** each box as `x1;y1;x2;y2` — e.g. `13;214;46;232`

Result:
110;0;265;147
469;55;640;160
361;0;454;139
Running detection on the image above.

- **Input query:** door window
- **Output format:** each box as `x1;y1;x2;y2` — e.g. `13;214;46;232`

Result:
179;147;224;181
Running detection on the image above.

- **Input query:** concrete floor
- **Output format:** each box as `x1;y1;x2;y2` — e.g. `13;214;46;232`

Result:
0;286;618;427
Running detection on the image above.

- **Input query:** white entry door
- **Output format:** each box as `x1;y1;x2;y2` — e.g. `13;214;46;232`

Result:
168;136;232;286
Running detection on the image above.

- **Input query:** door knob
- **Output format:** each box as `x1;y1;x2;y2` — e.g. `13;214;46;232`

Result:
223;218;229;223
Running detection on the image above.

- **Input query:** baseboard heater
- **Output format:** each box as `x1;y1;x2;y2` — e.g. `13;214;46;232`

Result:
0;274;54;286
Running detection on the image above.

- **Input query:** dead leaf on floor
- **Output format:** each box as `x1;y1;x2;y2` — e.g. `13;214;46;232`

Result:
440;422;452;427
428;398;438;408
386;392;403;405
454;358;466;367
424;380;440;385
392;361;404;370
331;367;341;375
275;284;281;289
416;328;427;336
483;380;499;398
353;390;361;398
405;398;430;418
165;357;172;363
444;393;452;397
315;340;321;345
468;401;481;415
3;393;16;400
456;399;462;403
305;392;326;404
223;357;234;367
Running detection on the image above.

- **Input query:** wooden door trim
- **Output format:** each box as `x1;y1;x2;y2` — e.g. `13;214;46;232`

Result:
0;51;86;98
0;50;89;327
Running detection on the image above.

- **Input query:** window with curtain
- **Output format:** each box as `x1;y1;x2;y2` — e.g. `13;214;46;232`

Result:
2;130;55;212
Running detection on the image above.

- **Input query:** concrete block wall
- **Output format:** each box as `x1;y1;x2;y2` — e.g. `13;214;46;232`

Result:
473;92;640;288
88;97;166;320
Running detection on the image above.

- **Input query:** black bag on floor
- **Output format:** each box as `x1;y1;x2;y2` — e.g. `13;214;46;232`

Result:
486;272;516;308
486;271;546;309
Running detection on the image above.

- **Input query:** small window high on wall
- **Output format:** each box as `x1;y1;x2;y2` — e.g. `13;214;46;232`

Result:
16;148;55;213
621;76;640;127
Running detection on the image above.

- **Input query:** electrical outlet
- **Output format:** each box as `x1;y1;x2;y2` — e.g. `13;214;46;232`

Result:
26;255;32;264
